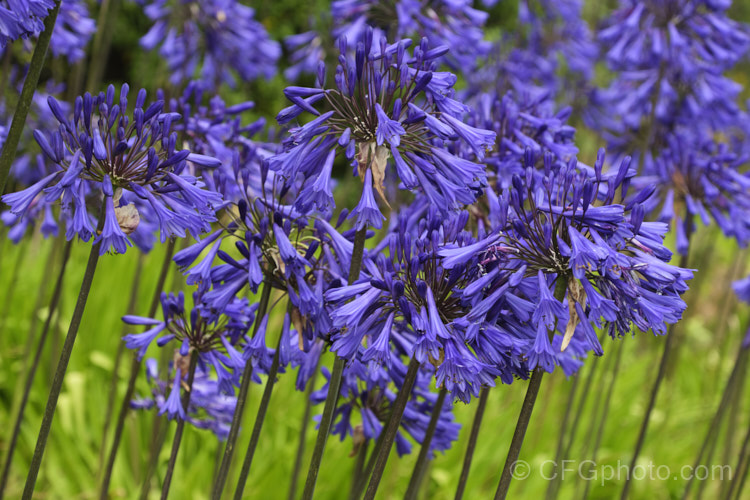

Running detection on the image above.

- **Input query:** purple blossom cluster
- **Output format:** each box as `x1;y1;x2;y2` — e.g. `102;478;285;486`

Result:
7;1;750;498
0;0;54;47
140;0;281;89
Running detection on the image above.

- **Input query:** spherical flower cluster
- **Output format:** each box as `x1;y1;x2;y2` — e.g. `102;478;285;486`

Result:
633;129;750;254
123;290;259;402
273;32;494;228
132;358;238;438
140;0;281;89
447;151;693;373
1;84;222;254
331;0;490;70
165;82;275;203
589;0;750;143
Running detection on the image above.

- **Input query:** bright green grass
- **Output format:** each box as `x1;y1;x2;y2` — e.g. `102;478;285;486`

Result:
0;223;748;500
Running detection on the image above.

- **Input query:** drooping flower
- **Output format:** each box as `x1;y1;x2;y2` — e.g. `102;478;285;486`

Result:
0;0;55;47
1;84;222;253
272;32;494;226
132;359;238;437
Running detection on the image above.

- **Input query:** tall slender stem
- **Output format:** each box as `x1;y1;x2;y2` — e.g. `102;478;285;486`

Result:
561;354;600;461
138;417;168;500
363;357;421;500
404;387;449;500
620;247;691;500
99;241;175;499
545;374;581;500
0;239;72;499
160;350;199;499
352;427;387;500
22;203;106;498
454;386;490;500
347;440;370;500
232;332;284;499
0;238;29;329
494;367;544;500
717;353;749;500
287;366;320;500
86;0;120;92
681;346;747;500
24;236;63;357
0;0;61;195
581;339;626;500
302;227;368;500
494;278;568;500
97;253;145;473
211;275;274;499
725;420;750;500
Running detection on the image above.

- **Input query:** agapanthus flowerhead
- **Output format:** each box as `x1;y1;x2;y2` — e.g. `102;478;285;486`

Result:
330;0;490;70
446;149;693;370
633;129;750;254
466;89;579;188
479;0;596;101
273;31;494;225
123;290;256;393
0;0;55;47
325;199;530;402
166;81;274;202
1;84;222;253
132;358;238;435
48;0;96;62
588;0;750;142
140;0;280;89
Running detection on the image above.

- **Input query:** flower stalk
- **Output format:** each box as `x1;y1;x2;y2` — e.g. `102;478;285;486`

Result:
0;0;61;195
23;202;106;498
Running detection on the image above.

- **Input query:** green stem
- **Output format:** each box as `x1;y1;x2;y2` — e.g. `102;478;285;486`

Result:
138;416;168;500
0;0;61;195
725;420;750;500
362;357;421;500
232;331;284;499
0;238;30;329
404;387;449;500
287;365;321;500
99;241;175;499
494;277;568;500
86;0;119;92
545;373;581;500
352;427;386;500
0;239;72;499
22;201;106;499
620;247;691;500
581;339;626;500
688;346;747;500
454;386;490;500
24;236;64;358
97;253;145;474
347;440;370;500
160;350;199;499
302;227;368;500
494;367;545;500
211;276;274;499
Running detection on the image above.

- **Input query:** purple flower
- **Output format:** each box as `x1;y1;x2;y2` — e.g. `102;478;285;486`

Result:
272;33;493;221
140;0;280;89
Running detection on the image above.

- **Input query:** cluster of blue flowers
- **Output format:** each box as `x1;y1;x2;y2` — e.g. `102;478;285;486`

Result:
0;0;54;47
5;1;750;498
